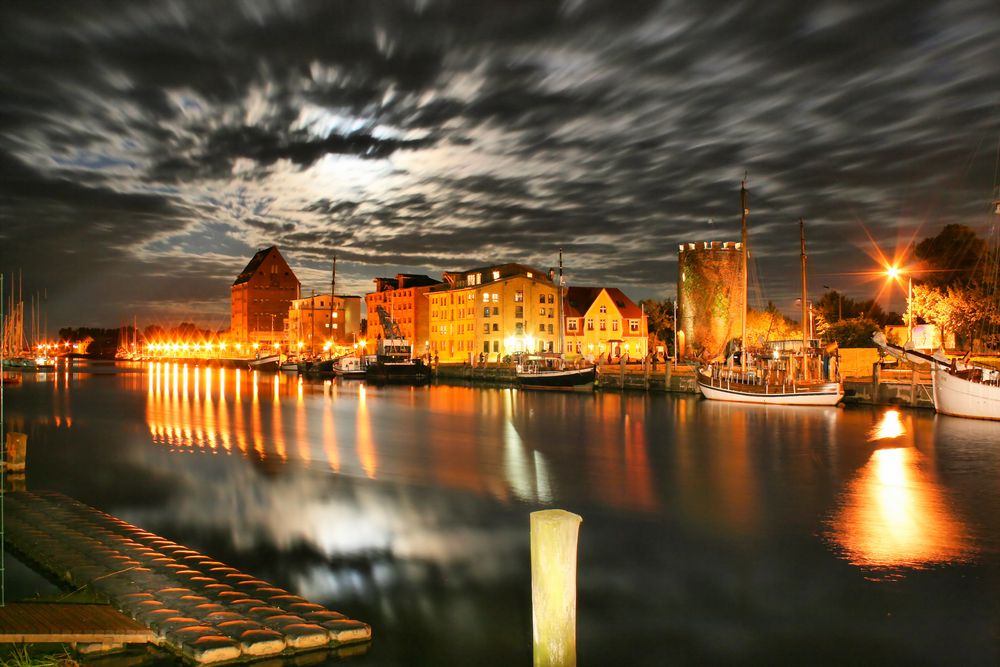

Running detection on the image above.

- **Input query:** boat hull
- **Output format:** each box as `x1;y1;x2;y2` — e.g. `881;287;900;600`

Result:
247;355;281;372
697;372;842;406
366;361;431;385
932;364;1000;421
517;366;596;391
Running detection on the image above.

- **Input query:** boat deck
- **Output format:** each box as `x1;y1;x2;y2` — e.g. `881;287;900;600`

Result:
3;491;370;663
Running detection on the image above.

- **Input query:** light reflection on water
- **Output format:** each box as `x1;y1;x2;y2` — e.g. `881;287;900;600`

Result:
826;409;974;576
5;362;1000;665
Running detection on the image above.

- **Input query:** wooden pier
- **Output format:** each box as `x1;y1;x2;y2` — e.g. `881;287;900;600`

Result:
2;491;371;663
0;602;153;652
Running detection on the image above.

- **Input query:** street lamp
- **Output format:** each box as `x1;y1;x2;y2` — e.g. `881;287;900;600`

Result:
885;265;913;343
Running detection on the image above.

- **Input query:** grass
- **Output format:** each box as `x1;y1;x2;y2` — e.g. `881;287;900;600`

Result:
0;645;78;667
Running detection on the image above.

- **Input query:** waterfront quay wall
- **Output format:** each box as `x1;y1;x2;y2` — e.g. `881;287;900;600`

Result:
433;362;699;393
433;362;935;409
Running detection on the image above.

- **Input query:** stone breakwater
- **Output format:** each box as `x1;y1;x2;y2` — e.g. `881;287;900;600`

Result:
3;491;371;663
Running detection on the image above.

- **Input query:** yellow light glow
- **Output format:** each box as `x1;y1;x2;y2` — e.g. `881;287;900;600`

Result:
887;266;900;279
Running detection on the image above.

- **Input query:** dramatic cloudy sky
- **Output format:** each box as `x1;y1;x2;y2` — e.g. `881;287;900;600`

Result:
1;0;998;330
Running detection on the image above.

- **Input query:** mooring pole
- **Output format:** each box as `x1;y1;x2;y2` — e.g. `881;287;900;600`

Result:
531;509;582;667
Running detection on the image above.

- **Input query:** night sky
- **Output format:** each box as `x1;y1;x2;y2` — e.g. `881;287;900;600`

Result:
1;1;998;331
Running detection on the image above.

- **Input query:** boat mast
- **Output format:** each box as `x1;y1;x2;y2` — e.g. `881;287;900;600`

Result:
330;255;336;354
740;179;749;373
558;248;564;355
800;219;809;380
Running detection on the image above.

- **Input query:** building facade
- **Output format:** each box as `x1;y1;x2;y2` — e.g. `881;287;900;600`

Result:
677;241;745;359
364;274;442;351
564;287;648;360
427;264;559;362
230;246;300;347
287;292;361;356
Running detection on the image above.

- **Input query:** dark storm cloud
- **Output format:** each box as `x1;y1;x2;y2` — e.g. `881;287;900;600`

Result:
0;0;998;326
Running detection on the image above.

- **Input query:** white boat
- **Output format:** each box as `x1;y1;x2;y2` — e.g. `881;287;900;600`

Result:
697;366;843;405
333;355;368;379
932;363;1000;420
697;186;842;406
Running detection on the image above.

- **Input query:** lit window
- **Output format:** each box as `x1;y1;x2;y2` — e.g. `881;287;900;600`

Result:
484;324;490;334
492;270;500;280
539;307;546;316
492;293;499;303
483;293;489;303
515;290;524;303
548;294;554;304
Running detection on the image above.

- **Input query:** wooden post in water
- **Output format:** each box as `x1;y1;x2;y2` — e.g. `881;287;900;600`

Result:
531;509;582;667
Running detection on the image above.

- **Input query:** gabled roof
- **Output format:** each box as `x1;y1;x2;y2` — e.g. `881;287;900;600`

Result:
233;246;287;286
434;263;553;291
564;286;644;318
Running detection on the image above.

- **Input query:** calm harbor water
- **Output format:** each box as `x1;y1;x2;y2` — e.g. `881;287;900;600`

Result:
2;360;999;665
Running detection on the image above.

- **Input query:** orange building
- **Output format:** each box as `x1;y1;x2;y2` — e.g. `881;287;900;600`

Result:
230;246;300;346
427;263;560;362
364;274;441;352
564;286;648;359
288;292;362;356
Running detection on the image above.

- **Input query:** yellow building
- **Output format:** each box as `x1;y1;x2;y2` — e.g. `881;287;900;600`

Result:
287;292;361;356
427;263;560;362
564;287;648;360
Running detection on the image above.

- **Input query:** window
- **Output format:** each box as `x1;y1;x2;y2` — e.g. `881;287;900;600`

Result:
483;293;489;303
548;324;553;334
515;323;524;334
630;320;640;332
515;290;524;303
493;340;500;352
548;308;553;317
539;324;545;332
484;307;491;317
539;307;546;316
492;323;499;331
492;293;499;303
492;306;499;315
599;305;607;314
515;306;523;318
612;320;619;331
587;319;594;331
492;270;501;280
567;319;578;331
539;295;546;304
600;319;606;331
483;324;490;334
483;341;490;353
468;293;474;301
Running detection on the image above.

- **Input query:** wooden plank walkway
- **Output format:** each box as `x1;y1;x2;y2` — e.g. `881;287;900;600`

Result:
0;602;153;645
2;491;370;663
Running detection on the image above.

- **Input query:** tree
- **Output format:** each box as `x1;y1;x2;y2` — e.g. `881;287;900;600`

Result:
822;318;883;347
639;298;675;355
914;224;986;288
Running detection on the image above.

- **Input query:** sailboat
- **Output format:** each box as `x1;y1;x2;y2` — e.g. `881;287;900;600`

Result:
696;184;843;406
516;250;597;391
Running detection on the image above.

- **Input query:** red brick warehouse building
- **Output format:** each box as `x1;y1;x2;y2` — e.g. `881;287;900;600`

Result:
230;246;301;348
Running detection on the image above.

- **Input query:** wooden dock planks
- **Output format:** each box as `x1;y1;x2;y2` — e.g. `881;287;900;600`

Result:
0;602;154;644
2;491;371;663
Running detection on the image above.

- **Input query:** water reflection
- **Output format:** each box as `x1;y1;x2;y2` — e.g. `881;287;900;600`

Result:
827;410;973;575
